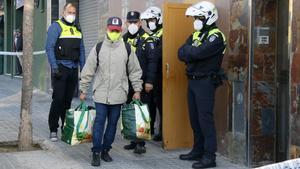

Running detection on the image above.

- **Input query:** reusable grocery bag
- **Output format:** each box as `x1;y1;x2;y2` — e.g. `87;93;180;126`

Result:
62;102;96;145
121;100;151;140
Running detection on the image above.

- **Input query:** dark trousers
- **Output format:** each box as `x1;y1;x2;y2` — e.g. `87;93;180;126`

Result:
16;57;22;75
153;78;162;136
188;79;217;156
92;103;121;153
48;65;78;132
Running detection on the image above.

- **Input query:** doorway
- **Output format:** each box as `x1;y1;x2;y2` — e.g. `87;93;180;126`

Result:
162;2;194;149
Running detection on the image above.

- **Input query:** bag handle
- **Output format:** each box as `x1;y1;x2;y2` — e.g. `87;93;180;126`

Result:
75;101;88;111
131;99;150;123
130;99;143;106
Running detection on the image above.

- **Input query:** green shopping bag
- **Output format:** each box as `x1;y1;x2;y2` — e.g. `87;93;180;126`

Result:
62;102;96;145
121;100;151;140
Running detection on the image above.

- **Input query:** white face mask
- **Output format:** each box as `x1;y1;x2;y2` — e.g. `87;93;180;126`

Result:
65;14;76;23
194;19;203;31
128;24;139;35
148;21;157;31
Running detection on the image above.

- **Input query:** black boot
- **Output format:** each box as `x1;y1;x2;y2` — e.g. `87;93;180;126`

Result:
192;156;216;169
153;134;162;141
91;152;100;166
134;144;146;154
123;142;137;150
101;149;113;162
179;151;202;161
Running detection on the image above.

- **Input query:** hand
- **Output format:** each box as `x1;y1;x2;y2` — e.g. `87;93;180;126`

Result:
132;92;141;100
79;93;87;101
53;68;62;79
145;83;153;93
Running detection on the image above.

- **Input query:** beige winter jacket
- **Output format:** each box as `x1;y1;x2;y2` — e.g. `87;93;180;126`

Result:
80;36;143;105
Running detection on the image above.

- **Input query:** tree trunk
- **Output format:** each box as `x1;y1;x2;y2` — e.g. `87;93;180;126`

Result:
18;0;34;151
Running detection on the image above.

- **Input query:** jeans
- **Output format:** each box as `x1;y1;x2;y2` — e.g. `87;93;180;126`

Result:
92;102;121;153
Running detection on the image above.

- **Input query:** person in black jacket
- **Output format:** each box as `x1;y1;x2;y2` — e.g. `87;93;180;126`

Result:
141;6;163;142
123;11;159;154
178;1;226;169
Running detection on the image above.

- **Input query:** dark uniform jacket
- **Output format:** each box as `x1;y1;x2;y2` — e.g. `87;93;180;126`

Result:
123;28;158;84
178;25;226;77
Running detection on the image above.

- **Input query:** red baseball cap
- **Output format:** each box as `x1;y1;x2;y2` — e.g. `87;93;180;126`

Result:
107;17;122;31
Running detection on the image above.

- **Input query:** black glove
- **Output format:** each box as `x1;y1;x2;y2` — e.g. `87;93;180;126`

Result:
53;68;62;79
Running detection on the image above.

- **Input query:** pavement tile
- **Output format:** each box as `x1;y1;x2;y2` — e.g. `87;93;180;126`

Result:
0;75;248;169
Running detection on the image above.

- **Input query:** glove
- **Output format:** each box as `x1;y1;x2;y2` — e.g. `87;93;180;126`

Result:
53;68;62;79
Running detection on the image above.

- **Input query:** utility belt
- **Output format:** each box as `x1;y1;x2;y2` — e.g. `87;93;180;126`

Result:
187;74;212;80
187;70;227;87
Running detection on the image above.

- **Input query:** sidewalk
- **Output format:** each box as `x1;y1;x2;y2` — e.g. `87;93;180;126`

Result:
0;75;248;169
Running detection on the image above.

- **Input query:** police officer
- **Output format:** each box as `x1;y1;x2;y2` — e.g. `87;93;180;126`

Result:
123;11;158;154
45;3;85;142
141;6;163;141
178;1;226;169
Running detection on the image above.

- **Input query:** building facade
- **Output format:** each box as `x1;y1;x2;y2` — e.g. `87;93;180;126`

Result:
0;0;300;167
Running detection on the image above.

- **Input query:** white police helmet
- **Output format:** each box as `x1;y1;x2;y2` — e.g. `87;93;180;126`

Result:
185;1;218;25
141;6;163;24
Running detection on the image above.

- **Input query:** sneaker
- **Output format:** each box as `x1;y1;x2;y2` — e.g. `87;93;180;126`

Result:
123;142;137;150
50;132;58;142
91;152;100;166
101;149;113;162
134;144;146;154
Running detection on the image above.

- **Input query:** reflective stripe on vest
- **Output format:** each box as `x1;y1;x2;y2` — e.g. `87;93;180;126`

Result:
192;31;202;47
127;32;151;52
208;28;226;42
192;28;226;54
56;20;82;39
151;28;163;41
154;28;163;38
127;38;137;52
208;28;226;54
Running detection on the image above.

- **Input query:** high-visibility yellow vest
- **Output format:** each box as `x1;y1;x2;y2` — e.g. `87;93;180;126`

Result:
127;32;151;52
55;20;82;60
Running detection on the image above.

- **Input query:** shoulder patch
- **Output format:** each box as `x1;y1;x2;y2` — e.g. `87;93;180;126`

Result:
209;35;217;42
149;42;155;49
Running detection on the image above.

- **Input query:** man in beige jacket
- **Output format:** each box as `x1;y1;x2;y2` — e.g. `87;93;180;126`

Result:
79;17;143;167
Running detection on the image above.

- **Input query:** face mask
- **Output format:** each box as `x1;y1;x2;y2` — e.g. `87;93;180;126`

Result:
128;24;139;35
107;31;121;42
65;14;76;23
148;21;157;31
194;19;203;31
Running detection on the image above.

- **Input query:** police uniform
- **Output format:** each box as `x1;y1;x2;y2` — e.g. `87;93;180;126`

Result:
46;18;85;134
178;24;226;159
149;26;163;140
55;20;82;61
123;11;159;150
